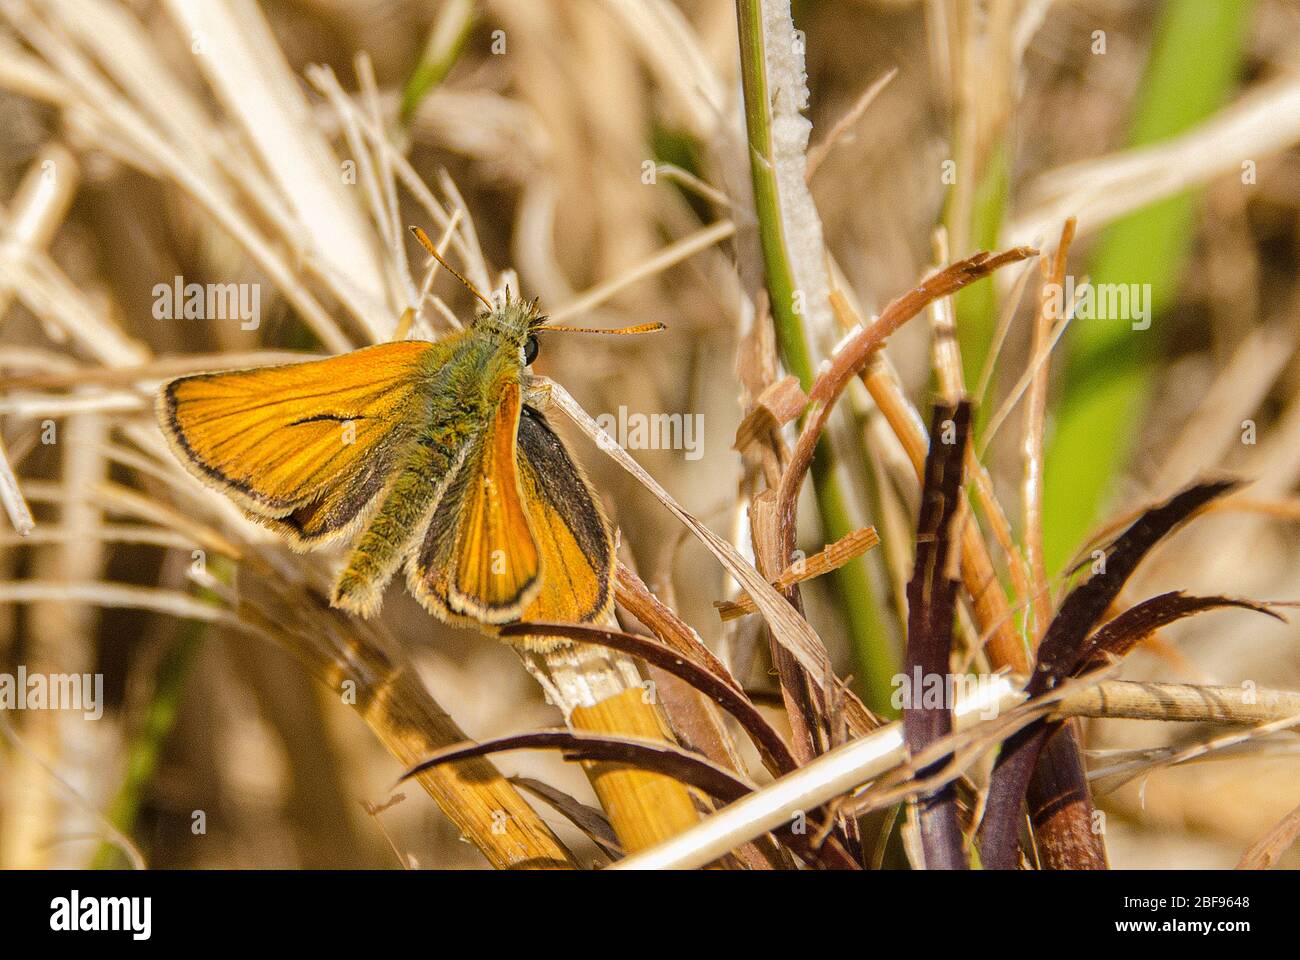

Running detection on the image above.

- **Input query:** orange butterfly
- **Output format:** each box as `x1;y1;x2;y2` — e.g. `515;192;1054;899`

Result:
158;228;661;641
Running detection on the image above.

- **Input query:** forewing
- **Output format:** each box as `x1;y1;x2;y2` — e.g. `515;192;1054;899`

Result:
158;340;435;546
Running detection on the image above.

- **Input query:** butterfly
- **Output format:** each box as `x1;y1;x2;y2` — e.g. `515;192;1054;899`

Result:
157;227;662;643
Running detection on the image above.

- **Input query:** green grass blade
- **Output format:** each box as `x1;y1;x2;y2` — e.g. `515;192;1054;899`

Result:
1042;0;1255;573
399;0;476;126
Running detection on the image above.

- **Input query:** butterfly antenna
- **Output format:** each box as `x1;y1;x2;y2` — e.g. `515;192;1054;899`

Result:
409;225;494;311
540;321;667;335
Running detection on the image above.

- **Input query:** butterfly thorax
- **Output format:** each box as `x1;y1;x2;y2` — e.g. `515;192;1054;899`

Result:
427;296;545;414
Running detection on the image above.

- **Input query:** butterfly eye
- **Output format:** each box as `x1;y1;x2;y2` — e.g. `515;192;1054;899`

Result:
523;334;539;366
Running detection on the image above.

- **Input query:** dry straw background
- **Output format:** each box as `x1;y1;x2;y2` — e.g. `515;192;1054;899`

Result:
2;0;1300;869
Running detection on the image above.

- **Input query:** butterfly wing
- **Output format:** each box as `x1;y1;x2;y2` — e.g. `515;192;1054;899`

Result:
409;400;613;627
406;379;543;623
514;406;615;623
158;340;437;547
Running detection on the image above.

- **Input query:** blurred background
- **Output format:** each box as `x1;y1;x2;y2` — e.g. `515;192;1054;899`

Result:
1;0;1299;869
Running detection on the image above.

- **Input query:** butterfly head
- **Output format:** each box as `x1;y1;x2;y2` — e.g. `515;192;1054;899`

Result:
472;288;547;368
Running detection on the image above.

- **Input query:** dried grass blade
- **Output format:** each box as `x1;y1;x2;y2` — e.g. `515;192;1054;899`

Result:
732;374;808;456
1236;802;1300;870
609;677;1027;870
614;564;737;679
777;247;1036;577
509;776;623;861
714;525;879;620
0;434;35;535
1023;219;1076;639
544;380;851;713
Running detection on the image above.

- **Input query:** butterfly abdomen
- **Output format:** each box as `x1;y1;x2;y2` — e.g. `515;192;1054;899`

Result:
332;420;474;616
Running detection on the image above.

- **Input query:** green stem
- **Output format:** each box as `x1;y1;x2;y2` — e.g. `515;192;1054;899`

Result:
736;0;898;714
735;0;816;382
399;0;476;126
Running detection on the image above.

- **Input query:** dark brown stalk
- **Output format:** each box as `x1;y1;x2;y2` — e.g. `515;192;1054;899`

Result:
903;401;971;869
1077;592;1282;672
401;729;753;801
980;479;1239;869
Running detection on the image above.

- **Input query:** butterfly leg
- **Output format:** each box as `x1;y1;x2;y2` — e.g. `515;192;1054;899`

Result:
521;374;553;411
